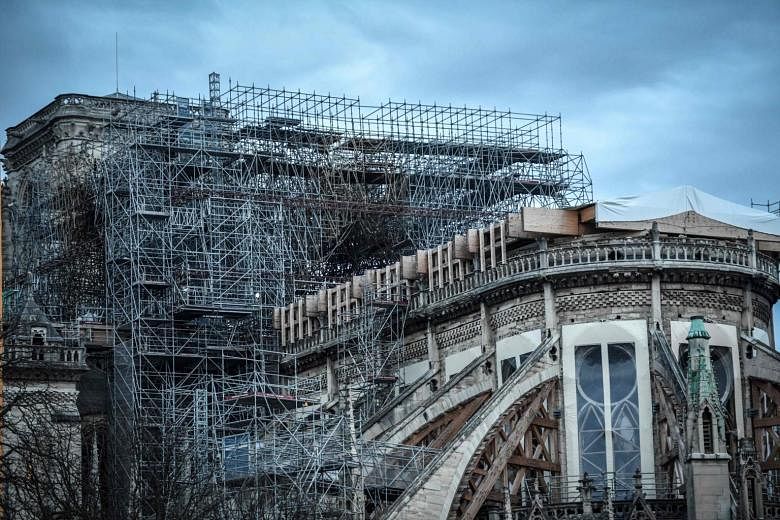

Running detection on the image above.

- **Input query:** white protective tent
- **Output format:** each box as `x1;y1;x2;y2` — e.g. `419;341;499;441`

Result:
595;185;780;236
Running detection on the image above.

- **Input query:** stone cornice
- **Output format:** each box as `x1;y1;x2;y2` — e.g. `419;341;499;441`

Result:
2;93;144;169
283;237;778;367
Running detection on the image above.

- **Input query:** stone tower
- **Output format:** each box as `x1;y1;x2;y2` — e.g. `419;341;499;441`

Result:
684;315;731;520
2;289;87;517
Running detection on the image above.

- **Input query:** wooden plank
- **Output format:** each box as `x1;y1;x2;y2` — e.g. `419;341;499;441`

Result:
405;392;488;446
597;211;780;242
534;429;553;462
653;380;685;455
753;417;780;428
756;381;780;412
510;467;526;496
505;213;539;239
579;204;596;223
405;413;447;446
428;392;491;450
758;240;780;252
507;456;559;472
522;207;579;236
531;416;558;429
505;213;523;238
657;447;679;467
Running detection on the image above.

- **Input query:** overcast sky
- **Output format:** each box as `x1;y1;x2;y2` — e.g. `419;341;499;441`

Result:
1;0;779;331
2;0;778;203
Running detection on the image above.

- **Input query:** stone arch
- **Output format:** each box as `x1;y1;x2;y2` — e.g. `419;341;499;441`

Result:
384;362;559;520
447;378;561;519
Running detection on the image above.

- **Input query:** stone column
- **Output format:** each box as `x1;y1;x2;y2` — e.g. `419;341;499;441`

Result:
651;275;662;330
427;321;443;392
748;229;757;271
742;282;755;334
742;281;755;435
651;222;663;331
481;303;498;390
539;235;557;334
651;221;661;261
543;283;556;334
426;320;440;374
326;356;338;402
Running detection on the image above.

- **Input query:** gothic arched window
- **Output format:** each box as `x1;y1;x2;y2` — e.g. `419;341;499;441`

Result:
575;343;641;483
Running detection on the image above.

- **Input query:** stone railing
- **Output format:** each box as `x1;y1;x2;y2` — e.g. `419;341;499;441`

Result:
281;235;778;354
3;344;87;369
540;471;683;505
412;236;778;311
547;239;653;267
412;250;541;309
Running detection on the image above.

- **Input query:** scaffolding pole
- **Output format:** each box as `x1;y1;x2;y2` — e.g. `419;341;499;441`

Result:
4;76;592;517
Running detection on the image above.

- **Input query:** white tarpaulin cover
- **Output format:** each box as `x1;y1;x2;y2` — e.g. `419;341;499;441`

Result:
596;185;780;236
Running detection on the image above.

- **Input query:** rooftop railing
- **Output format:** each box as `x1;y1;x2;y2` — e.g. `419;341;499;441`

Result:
3;344;87;370
281;234;778;354
412;235;778;312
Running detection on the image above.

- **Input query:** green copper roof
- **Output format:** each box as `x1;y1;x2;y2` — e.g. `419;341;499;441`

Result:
686;316;711;340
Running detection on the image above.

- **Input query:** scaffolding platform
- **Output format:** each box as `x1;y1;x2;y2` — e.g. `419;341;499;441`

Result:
2;73;592;517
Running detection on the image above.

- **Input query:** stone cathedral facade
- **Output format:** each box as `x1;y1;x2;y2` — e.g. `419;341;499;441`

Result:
1;80;779;519
277;197;780;519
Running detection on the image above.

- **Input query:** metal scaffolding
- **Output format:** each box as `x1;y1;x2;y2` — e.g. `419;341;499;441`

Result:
751;198;780;216
4;142;105;322
5;74;592;517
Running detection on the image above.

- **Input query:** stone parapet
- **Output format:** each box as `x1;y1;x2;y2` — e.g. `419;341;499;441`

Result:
278;234;779;356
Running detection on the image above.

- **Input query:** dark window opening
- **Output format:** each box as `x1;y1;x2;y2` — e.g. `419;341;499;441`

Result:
501;357;517;383
702;407;714;454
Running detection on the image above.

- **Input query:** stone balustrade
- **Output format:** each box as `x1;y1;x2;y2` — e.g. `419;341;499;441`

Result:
413;236;777;312
285;317;370;356
278;233;778;354
4;344;87;369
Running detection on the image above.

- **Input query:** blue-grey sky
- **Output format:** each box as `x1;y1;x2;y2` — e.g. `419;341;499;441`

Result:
1;0;779;332
2;0;779;202
1;0;778;203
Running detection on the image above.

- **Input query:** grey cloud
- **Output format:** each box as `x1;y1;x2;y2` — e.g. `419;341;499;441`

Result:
1;0;778;332
1;0;778;205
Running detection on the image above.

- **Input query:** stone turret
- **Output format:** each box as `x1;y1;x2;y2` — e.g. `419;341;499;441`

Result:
686;316;727;455
4;287;87;382
2;287;88;518
684;316;731;520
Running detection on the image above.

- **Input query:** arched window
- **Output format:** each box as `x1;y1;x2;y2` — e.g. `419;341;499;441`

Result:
575;343;640;480
702;407;714;454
